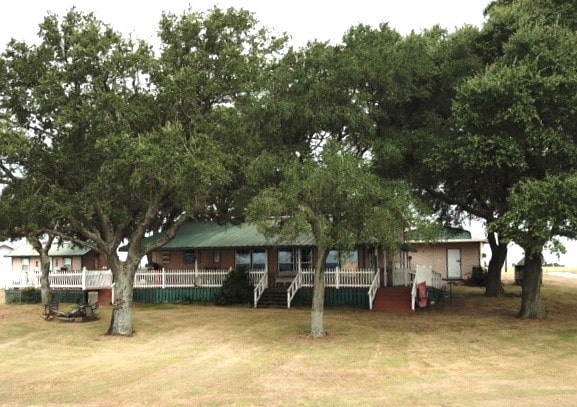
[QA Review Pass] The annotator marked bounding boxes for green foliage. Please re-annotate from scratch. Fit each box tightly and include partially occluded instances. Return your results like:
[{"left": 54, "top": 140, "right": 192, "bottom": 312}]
[
  {"left": 248, "top": 140, "right": 429, "bottom": 253},
  {"left": 215, "top": 268, "right": 254, "bottom": 306},
  {"left": 493, "top": 174, "right": 577, "bottom": 255}
]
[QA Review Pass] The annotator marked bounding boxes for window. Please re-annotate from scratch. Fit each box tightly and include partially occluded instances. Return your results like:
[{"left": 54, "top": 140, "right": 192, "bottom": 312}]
[
  {"left": 184, "top": 251, "right": 197, "bottom": 265},
  {"left": 22, "top": 258, "right": 30, "bottom": 272},
  {"left": 278, "top": 248, "right": 313, "bottom": 271},
  {"left": 326, "top": 250, "right": 358, "bottom": 270},
  {"left": 63, "top": 257, "right": 72, "bottom": 271},
  {"left": 213, "top": 250, "right": 220, "bottom": 263},
  {"left": 278, "top": 249, "right": 295, "bottom": 272},
  {"left": 301, "top": 248, "right": 313, "bottom": 269},
  {"left": 235, "top": 250, "right": 266, "bottom": 270}
]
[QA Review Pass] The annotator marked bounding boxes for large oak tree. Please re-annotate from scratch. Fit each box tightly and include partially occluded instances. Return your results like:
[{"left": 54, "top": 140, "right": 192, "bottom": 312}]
[{"left": 0, "top": 8, "right": 283, "bottom": 335}]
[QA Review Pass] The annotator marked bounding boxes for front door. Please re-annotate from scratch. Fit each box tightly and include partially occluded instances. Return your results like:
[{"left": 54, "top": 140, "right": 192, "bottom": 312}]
[{"left": 447, "top": 249, "right": 462, "bottom": 279}]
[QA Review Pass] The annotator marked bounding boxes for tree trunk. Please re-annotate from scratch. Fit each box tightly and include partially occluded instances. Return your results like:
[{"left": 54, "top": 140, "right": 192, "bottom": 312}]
[
  {"left": 311, "top": 247, "right": 328, "bottom": 338},
  {"left": 518, "top": 250, "right": 543, "bottom": 319},
  {"left": 107, "top": 262, "right": 136, "bottom": 336},
  {"left": 40, "top": 252, "right": 51, "bottom": 304},
  {"left": 485, "top": 231, "right": 507, "bottom": 297}
]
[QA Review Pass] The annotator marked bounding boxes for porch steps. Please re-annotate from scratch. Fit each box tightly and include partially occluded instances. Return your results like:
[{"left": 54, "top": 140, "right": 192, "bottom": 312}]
[
  {"left": 256, "top": 288, "right": 288, "bottom": 308},
  {"left": 372, "top": 287, "right": 412, "bottom": 313}
]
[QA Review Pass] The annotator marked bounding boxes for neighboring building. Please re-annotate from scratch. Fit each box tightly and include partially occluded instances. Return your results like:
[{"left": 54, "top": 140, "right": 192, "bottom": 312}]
[
  {"left": 6, "top": 241, "right": 109, "bottom": 272},
  {"left": 0, "top": 241, "right": 14, "bottom": 272},
  {"left": 408, "top": 227, "right": 486, "bottom": 280}
]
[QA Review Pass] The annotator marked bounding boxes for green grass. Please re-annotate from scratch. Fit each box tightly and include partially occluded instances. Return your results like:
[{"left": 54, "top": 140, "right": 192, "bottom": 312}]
[{"left": 1, "top": 279, "right": 577, "bottom": 406}]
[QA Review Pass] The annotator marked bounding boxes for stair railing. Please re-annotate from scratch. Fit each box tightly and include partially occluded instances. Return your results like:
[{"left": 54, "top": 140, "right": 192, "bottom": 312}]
[
  {"left": 253, "top": 271, "right": 268, "bottom": 308},
  {"left": 286, "top": 270, "right": 302, "bottom": 309},
  {"left": 367, "top": 269, "right": 380, "bottom": 310}
]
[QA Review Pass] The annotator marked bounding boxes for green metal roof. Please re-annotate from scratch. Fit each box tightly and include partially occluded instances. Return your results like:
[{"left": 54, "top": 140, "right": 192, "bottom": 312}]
[
  {"left": 149, "top": 222, "right": 316, "bottom": 250},
  {"left": 7, "top": 242, "right": 91, "bottom": 257}
]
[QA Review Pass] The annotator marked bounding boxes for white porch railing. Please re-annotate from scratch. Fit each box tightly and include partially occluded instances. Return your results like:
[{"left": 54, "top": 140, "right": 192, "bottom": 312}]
[
  {"left": 411, "top": 264, "right": 443, "bottom": 311},
  {"left": 367, "top": 270, "right": 380, "bottom": 310},
  {"left": 3, "top": 269, "right": 113, "bottom": 290},
  {"left": 252, "top": 271, "right": 268, "bottom": 308},
  {"left": 3, "top": 268, "right": 268, "bottom": 291},
  {"left": 299, "top": 268, "right": 376, "bottom": 288},
  {"left": 133, "top": 268, "right": 233, "bottom": 288},
  {"left": 286, "top": 270, "right": 303, "bottom": 309}
]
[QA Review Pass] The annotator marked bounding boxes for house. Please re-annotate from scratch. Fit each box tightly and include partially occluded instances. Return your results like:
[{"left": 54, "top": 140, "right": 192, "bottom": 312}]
[
  {"left": 145, "top": 221, "right": 387, "bottom": 283},
  {"left": 407, "top": 227, "right": 487, "bottom": 280},
  {"left": 0, "top": 241, "right": 14, "bottom": 273},
  {"left": 143, "top": 221, "right": 421, "bottom": 309}
]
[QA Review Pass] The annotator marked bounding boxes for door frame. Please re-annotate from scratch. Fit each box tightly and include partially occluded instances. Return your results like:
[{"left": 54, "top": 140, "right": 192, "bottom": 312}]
[{"left": 447, "top": 248, "right": 462, "bottom": 279}]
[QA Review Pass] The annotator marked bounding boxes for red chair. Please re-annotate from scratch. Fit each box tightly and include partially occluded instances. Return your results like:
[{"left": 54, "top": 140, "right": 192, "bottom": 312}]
[{"left": 417, "top": 281, "right": 428, "bottom": 308}]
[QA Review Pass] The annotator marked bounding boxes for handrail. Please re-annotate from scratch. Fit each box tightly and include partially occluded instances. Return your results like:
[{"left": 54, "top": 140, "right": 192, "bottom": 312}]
[
  {"left": 286, "top": 270, "right": 302, "bottom": 309},
  {"left": 367, "top": 270, "right": 380, "bottom": 310},
  {"left": 253, "top": 271, "right": 268, "bottom": 308},
  {"left": 411, "top": 265, "right": 439, "bottom": 310}
]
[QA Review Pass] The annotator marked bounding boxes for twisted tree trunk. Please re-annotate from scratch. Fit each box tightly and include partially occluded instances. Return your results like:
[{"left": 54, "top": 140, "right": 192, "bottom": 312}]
[
  {"left": 310, "top": 246, "right": 328, "bottom": 338},
  {"left": 518, "top": 250, "right": 543, "bottom": 319},
  {"left": 485, "top": 231, "right": 507, "bottom": 297}
]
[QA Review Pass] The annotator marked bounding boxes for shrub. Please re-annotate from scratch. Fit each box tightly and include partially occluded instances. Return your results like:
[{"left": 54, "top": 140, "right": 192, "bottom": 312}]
[{"left": 215, "top": 267, "right": 254, "bottom": 306}]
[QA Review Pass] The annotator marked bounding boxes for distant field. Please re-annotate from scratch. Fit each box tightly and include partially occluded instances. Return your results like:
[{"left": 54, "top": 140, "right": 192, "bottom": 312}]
[
  {"left": 543, "top": 266, "right": 577, "bottom": 274},
  {"left": 1, "top": 275, "right": 577, "bottom": 406}
]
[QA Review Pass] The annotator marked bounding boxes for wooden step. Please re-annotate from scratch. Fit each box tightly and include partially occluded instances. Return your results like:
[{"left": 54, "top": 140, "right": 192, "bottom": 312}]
[
  {"left": 257, "top": 288, "right": 288, "bottom": 308},
  {"left": 372, "top": 287, "right": 412, "bottom": 313}
]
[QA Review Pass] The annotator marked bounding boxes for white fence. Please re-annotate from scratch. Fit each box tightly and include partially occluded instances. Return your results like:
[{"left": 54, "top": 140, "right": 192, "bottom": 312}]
[
  {"left": 2, "top": 268, "right": 266, "bottom": 290},
  {"left": 299, "top": 268, "right": 376, "bottom": 289},
  {"left": 3, "top": 269, "right": 113, "bottom": 290}
]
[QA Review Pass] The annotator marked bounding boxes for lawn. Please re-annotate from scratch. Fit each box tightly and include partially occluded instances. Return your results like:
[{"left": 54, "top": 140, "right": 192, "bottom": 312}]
[{"left": 1, "top": 275, "right": 577, "bottom": 407}]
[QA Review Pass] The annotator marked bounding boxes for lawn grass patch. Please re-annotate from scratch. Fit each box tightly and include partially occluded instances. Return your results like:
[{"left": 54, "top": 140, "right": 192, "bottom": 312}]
[{"left": 1, "top": 277, "right": 577, "bottom": 406}]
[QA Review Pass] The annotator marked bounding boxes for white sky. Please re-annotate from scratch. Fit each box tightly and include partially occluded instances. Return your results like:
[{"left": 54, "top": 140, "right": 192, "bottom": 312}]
[{"left": 0, "top": 0, "right": 492, "bottom": 48}]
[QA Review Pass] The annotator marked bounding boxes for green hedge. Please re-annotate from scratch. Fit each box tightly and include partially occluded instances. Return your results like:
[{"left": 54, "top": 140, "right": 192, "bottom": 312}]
[{"left": 5, "top": 289, "right": 86, "bottom": 304}]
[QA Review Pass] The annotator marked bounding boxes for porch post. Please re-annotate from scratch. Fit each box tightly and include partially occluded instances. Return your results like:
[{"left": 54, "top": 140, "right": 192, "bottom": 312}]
[
  {"left": 297, "top": 248, "right": 302, "bottom": 272},
  {"left": 81, "top": 266, "right": 87, "bottom": 290},
  {"left": 382, "top": 248, "right": 387, "bottom": 287},
  {"left": 162, "top": 268, "right": 166, "bottom": 289}
]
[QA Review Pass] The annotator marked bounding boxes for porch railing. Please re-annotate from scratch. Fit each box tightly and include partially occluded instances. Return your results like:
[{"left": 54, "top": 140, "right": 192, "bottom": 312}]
[
  {"left": 3, "top": 269, "right": 113, "bottom": 290},
  {"left": 133, "top": 268, "right": 233, "bottom": 288},
  {"left": 252, "top": 270, "right": 268, "bottom": 308},
  {"left": 287, "top": 270, "right": 303, "bottom": 309},
  {"left": 299, "top": 268, "right": 376, "bottom": 288},
  {"left": 367, "top": 270, "right": 380, "bottom": 310},
  {"left": 411, "top": 264, "right": 443, "bottom": 311}
]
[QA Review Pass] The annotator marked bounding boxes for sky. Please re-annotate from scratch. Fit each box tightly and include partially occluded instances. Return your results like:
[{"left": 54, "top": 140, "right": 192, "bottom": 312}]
[
  {"left": 0, "top": 0, "right": 492, "bottom": 48},
  {"left": 1, "top": 0, "right": 576, "bottom": 266}
]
